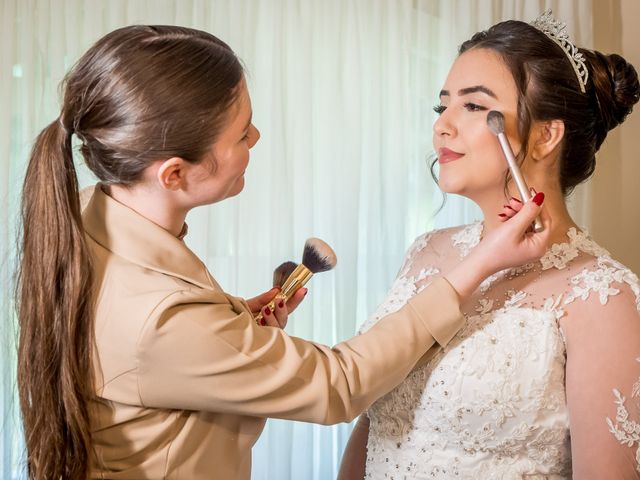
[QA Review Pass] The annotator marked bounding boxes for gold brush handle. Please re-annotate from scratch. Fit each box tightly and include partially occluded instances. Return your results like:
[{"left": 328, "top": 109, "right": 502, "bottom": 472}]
[{"left": 254, "top": 264, "right": 313, "bottom": 323}]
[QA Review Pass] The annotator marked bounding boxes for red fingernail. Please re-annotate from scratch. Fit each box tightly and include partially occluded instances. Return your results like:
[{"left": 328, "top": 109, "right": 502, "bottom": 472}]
[
  {"left": 278, "top": 300, "right": 284, "bottom": 309},
  {"left": 503, "top": 204, "right": 515, "bottom": 211},
  {"left": 510, "top": 197, "right": 522, "bottom": 203},
  {"left": 264, "top": 308, "right": 271, "bottom": 316},
  {"left": 303, "top": 288, "right": 308, "bottom": 296},
  {"left": 260, "top": 318, "right": 266, "bottom": 326},
  {"left": 498, "top": 213, "right": 508, "bottom": 218},
  {"left": 532, "top": 192, "right": 545, "bottom": 206}
]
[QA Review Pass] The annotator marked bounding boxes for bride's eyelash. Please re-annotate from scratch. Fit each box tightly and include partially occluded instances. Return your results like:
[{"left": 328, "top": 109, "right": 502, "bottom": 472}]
[
  {"left": 432, "top": 103, "right": 488, "bottom": 115},
  {"left": 464, "top": 102, "right": 488, "bottom": 112}
]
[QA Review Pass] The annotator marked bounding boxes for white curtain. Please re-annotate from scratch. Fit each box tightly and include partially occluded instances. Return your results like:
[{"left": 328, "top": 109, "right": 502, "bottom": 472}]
[{"left": 0, "top": 1, "right": 591, "bottom": 478}]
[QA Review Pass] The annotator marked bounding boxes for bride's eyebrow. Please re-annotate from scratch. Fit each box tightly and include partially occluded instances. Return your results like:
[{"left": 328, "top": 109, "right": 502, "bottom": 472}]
[{"left": 439, "top": 85, "right": 498, "bottom": 99}]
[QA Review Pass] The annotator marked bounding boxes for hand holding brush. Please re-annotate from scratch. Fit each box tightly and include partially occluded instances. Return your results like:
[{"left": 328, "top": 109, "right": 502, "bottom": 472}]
[
  {"left": 254, "top": 238, "right": 337, "bottom": 325},
  {"left": 487, "top": 110, "right": 544, "bottom": 232}
]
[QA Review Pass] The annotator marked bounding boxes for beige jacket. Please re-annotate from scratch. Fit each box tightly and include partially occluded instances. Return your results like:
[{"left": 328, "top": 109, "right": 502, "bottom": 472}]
[{"left": 83, "top": 186, "right": 464, "bottom": 479}]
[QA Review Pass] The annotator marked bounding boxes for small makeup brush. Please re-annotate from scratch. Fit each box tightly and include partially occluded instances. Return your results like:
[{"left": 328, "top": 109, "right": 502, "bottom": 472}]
[
  {"left": 486, "top": 110, "right": 544, "bottom": 232},
  {"left": 273, "top": 261, "right": 298, "bottom": 288},
  {"left": 255, "top": 238, "right": 337, "bottom": 323}
]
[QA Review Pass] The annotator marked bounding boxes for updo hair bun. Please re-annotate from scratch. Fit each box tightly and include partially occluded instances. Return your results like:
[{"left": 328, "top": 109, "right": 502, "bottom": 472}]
[{"left": 586, "top": 50, "right": 640, "bottom": 138}]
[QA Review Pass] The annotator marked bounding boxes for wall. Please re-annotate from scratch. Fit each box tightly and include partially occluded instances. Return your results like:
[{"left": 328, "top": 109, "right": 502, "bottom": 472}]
[{"left": 590, "top": 0, "right": 640, "bottom": 273}]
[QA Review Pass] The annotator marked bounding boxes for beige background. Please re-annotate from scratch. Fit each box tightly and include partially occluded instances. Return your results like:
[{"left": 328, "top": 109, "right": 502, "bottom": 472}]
[{"left": 589, "top": 0, "right": 640, "bottom": 273}]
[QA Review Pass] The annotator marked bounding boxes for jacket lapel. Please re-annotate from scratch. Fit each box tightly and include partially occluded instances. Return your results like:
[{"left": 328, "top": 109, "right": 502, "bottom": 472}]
[{"left": 82, "top": 185, "right": 214, "bottom": 290}]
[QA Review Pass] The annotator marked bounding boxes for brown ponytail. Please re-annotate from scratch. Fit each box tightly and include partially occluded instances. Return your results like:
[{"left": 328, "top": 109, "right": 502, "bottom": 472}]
[{"left": 17, "top": 118, "right": 94, "bottom": 479}]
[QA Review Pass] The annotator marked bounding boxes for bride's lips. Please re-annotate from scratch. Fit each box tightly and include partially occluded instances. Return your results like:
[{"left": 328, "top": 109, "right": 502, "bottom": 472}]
[{"left": 438, "top": 147, "right": 464, "bottom": 164}]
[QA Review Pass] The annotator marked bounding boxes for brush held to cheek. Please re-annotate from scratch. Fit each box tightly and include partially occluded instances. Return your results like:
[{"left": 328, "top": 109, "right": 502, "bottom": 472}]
[
  {"left": 254, "top": 238, "right": 337, "bottom": 323},
  {"left": 486, "top": 110, "right": 544, "bottom": 232}
]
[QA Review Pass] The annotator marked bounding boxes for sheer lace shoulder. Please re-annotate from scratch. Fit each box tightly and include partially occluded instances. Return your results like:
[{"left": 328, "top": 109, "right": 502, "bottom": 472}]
[
  {"left": 361, "top": 224, "right": 640, "bottom": 478},
  {"left": 359, "top": 225, "right": 468, "bottom": 334},
  {"left": 555, "top": 240, "right": 640, "bottom": 477}
]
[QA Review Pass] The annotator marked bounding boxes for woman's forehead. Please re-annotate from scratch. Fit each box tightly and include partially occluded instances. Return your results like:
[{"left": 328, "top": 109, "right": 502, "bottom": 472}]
[{"left": 444, "top": 48, "right": 516, "bottom": 98}]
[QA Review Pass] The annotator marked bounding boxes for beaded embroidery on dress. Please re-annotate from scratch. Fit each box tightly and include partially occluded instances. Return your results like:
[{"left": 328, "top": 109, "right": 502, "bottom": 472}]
[{"left": 359, "top": 224, "right": 640, "bottom": 479}]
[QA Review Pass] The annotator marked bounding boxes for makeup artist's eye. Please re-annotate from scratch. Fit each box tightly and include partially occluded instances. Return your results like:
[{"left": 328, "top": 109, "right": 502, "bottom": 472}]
[
  {"left": 464, "top": 102, "right": 488, "bottom": 112},
  {"left": 433, "top": 105, "right": 446, "bottom": 115}
]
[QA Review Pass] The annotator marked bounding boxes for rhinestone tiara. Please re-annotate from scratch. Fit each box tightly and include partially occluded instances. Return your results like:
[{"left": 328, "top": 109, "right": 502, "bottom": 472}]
[{"left": 530, "top": 9, "right": 588, "bottom": 93}]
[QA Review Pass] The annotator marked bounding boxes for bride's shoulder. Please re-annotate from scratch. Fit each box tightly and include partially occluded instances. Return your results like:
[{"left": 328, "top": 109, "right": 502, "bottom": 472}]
[
  {"left": 403, "top": 223, "right": 477, "bottom": 260},
  {"left": 410, "top": 222, "right": 479, "bottom": 247},
  {"left": 554, "top": 228, "right": 639, "bottom": 315},
  {"left": 396, "top": 223, "right": 480, "bottom": 279}
]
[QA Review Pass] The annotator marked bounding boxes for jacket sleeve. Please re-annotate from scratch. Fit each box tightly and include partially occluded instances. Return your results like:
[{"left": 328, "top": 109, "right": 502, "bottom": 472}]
[{"left": 136, "top": 277, "right": 463, "bottom": 424}]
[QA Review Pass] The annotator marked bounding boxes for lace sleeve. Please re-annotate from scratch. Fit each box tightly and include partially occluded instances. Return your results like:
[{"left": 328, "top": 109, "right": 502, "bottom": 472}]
[
  {"left": 560, "top": 263, "right": 640, "bottom": 478},
  {"left": 395, "top": 232, "right": 436, "bottom": 279},
  {"left": 358, "top": 232, "right": 441, "bottom": 334}
]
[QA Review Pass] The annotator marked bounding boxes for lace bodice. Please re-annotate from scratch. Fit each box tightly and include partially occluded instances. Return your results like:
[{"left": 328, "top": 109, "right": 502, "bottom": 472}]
[{"left": 360, "top": 224, "right": 640, "bottom": 479}]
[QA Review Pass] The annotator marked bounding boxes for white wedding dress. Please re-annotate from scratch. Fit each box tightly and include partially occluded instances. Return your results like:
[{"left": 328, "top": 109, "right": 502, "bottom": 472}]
[{"left": 360, "top": 223, "right": 640, "bottom": 479}]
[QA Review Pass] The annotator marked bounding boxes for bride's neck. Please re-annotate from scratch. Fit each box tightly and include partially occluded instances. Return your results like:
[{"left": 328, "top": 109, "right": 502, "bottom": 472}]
[{"left": 474, "top": 187, "right": 579, "bottom": 246}]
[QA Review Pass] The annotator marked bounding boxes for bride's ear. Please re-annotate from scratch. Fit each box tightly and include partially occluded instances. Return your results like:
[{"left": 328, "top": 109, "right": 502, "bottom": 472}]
[{"left": 530, "top": 120, "right": 564, "bottom": 163}]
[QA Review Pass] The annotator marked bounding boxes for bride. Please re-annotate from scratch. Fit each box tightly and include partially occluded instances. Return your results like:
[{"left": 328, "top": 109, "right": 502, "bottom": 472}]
[{"left": 339, "top": 13, "right": 640, "bottom": 479}]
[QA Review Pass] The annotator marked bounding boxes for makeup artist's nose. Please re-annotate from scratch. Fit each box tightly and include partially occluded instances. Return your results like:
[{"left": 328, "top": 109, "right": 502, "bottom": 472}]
[
  {"left": 433, "top": 110, "right": 456, "bottom": 138},
  {"left": 248, "top": 124, "right": 260, "bottom": 149}
]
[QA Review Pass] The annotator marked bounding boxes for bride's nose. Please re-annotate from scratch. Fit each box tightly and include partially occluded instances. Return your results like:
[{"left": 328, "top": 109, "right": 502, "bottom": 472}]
[{"left": 433, "top": 109, "right": 456, "bottom": 138}]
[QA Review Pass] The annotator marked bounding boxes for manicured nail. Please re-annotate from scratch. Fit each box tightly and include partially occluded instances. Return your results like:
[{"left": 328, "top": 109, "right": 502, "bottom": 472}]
[
  {"left": 303, "top": 288, "right": 308, "bottom": 296},
  {"left": 510, "top": 196, "right": 522, "bottom": 203},
  {"left": 503, "top": 204, "right": 515, "bottom": 211},
  {"left": 498, "top": 213, "right": 508, "bottom": 218},
  {"left": 532, "top": 192, "right": 545, "bottom": 206},
  {"left": 278, "top": 300, "right": 284, "bottom": 309},
  {"left": 264, "top": 307, "right": 271, "bottom": 316},
  {"left": 260, "top": 318, "right": 266, "bottom": 326}
]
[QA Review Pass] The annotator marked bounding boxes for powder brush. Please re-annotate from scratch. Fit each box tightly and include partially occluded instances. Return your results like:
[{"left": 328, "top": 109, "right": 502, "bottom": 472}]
[
  {"left": 273, "top": 261, "right": 298, "bottom": 288},
  {"left": 486, "top": 110, "right": 544, "bottom": 232},
  {"left": 255, "top": 238, "right": 337, "bottom": 323}
]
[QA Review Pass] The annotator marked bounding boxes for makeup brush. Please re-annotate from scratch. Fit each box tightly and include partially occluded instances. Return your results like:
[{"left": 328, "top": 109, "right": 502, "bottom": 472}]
[
  {"left": 273, "top": 261, "right": 298, "bottom": 288},
  {"left": 486, "top": 110, "right": 544, "bottom": 232},
  {"left": 255, "top": 238, "right": 337, "bottom": 323}
]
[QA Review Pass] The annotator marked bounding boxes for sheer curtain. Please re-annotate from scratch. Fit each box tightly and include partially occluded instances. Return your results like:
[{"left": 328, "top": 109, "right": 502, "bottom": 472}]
[{"left": 0, "top": 1, "right": 591, "bottom": 479}]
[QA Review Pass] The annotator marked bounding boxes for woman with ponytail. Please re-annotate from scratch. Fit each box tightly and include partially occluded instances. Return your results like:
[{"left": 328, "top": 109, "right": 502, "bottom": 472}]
[{"left": 16, "top": 25, "right": 549, "bottom": 479}]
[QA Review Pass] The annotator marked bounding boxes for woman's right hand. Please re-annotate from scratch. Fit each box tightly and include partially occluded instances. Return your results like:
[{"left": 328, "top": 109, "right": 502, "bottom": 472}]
[
  {"left": 247, "top": 287, "right": 308, "bottom": 328},
  {"left": 444, "top": 192, "right": 551, "bottom": 301}
]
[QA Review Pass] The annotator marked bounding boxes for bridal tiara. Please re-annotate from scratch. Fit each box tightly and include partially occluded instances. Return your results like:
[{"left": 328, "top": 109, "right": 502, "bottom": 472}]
[{"left": 530, "top": 9, "right": 589, "bottom": 93}]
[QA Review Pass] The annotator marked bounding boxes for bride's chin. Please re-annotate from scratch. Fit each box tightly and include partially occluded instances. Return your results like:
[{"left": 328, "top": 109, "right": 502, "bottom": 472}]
[
  {"left": 437, "top": 177, "right": 467, "bottom": 195},
  {"left": 438, "top": 176, "right": 503, "bottom": 200}
]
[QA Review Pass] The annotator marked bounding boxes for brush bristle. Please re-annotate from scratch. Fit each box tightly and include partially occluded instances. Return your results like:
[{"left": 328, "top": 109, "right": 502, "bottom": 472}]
[
  {"left": 302, "top": 238, "right": 337, "bottom": 274},
  {"left": 273, "top": 261, "right": 298, "bottom": 287},
  {"left": 486, "top": 110, "right": 505, "bottom": 135}
]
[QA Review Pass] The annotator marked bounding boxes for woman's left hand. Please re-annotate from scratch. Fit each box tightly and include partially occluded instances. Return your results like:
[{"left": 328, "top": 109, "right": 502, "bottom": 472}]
[{"left": 247, "top": 287, "right": 308, "bottom": 328}]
